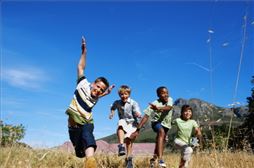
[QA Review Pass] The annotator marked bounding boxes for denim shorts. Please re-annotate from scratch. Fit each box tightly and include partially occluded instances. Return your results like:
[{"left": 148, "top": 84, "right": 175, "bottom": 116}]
[
  {"left": 151, "top": 122, "right": 169, "bottom": 134},
  {"left": 68, "top": 123, "right": 96, "bottom": 158}
]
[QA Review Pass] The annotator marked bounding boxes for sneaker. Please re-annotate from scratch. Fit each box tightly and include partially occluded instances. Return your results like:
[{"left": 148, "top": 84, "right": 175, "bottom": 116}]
[
  {"left": 158, "top": 160, "right": 166, "bottom": 168},
  {"left": 150, "top": 158, "right": 156, "bottom": 168},
  {"left": 118, "top": 144, "right": 126, "bottom": 156},
  {"left": 85, "top": 156, "right": 97, "bottom": 168},
  {"left": 126, "top": 157, "right": 133, "bottom": 168}
]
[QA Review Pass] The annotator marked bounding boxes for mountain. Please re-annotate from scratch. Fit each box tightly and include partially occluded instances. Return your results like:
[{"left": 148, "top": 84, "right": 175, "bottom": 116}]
[
  {"left": 57, "top": 140, "right": 155, "bottom": 155},
  {"left": 100, "top": 98, "right": 247, "bottom": 143}
]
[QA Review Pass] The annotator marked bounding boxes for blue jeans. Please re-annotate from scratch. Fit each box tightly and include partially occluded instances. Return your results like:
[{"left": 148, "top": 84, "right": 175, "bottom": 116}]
[{"left": 68, "top": 123, "right": 96, "bottom": 158}]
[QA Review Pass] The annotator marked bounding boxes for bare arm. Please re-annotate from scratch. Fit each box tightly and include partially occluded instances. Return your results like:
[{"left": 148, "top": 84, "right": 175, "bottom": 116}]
[
  {"left": 195, "top": 127, "right": 204, "bottom": 148},
  {"left": 99, "top": 84, "right": 115, "bottom": 98},
  {"left": 77, "top": 36, "right": 87, "bottom": 77},
  {"left": 130, "top": 114, "right": 149, "bottom": 139},
  {"left": 149, "top": 103, "right": 173, "bottom": 113},
  {"left": 109, "top": 109, "right": 115, "bottom": 119},
  {"left": 137, "top": 114, "right": 149, "bottom": 129}
]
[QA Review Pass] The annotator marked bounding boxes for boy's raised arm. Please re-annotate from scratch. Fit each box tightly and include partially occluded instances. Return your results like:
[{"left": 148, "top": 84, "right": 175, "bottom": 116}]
[
  {"left": 149, "top": 103, "right": 173, "bottom": 113},
  {"left": 77, "top": 36, "right": 87, "bottom": 77},
  {"left": 109, "top": 109, "right": 115, "bottom": 119},
  {"left": 99, "top": 84, "right": 115, "bottom": 98}
]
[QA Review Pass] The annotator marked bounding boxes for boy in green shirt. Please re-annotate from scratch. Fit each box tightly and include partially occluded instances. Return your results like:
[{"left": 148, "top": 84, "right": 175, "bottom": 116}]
[{"left": 131, "top": 86, "right": 173, "bottom": 168}]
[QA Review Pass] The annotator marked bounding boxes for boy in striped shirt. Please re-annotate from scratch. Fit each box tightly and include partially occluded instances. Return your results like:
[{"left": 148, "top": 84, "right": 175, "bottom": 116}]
[{"left": 66, "top": 36, "right": 114, "bottom": 168}]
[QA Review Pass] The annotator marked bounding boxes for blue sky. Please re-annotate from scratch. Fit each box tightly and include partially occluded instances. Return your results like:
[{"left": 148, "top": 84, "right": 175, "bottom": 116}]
[{"left": 1, "top": 1, "right": 253, "bottom": 148}]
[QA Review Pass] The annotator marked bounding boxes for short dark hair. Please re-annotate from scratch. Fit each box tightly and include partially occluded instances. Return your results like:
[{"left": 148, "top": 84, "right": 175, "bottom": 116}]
[
  {"left": 95, "top": 77, "right": 109, "bottom": 89},
  {"left": 180, "top": 104, "right": 193, "bottom": 119},
  {"left": 156, "top": 86, "right": 168, "bottom": 97}
]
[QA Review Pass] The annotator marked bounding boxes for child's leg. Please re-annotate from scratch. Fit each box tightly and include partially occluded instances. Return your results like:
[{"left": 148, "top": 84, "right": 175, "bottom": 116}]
[
  {"left": 175, "top": 139, "right": 193, "bottom": 168},
  {"left": 150, "top": 141, "right": 158, "bottom": 168},
  {"left": 182, "top": 147, "right": 193, "bottom": 168},
  {"left": 80, "top": 123, "right": 97, "bottom": 168},
  {"left": 117, "top": 126, "right": 126, "bottom": 156},
  {"left": 152, "top": 122, "right": 168, "bottom": 161},
  {"left": 179, "top": 158, "right": 185, "bottom": 168},
  {"left": 125, "top": 138, "right": 133, "bottom": 158},
  {"left": 153, "top": 139, "right": 158, "bottom": 157},
  {"left": 151, "top": 122, "right": 168, "bottom": 168},
  {"left": 85, "top": 147, "right": 95, "bottom": 157},
  {"left": 68, "top": 118, "right": 85, "bottom": 158},
  {"left": 117, "top": 126, "right": 125, "bottom": 144},
  {"left": 156, "top": 127, "right": 166, "bottom": 160}
]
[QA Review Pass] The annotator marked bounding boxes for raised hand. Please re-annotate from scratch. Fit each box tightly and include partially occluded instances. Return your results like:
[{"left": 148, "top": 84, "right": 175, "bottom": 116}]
[
  {"left": 81, "top": 36, "right": 87, "bottom": 54},
  {"left": 107, "top": 84, "right": 115, "bottom": 94},
  {"left": 109, "top": 113, "right": 114, "bottom": 119}
]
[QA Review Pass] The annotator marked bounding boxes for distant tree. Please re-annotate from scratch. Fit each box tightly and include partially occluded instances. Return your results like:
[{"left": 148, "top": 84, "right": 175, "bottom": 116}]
[
  {"left": 0, "top": 120, "right": 26, "bottom": 146},
  {"left": 243, "top": 76, "right": 254, "bottom": 152},
  {"left": 230, "top": 76, "right": 254, "bottom": 152}
]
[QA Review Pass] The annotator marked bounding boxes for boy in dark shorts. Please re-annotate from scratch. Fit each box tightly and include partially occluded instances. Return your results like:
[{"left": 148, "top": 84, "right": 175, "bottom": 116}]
[
  {"left": 131, "top": 86, "right": 173, "bottom": 168},
  {"left": 66, "top": 36, "right": 114, "bottom": 168}
]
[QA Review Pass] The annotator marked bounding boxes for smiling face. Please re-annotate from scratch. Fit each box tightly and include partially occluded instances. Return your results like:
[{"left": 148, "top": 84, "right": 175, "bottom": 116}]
[
  {"left": 182, "top": 109, "right": 193, "bottom": 120},
  {"left": 180, "top": 105, "right": 193, "bottom": 121},
  {"left": 119, "top": 91, "right": 130, "bottom": 103},
  {"left": 90, "top": 81, "right": 107, "bottom": 98},
  {"left": 118, "top": 85, "right": 131, "bottom": 103},
  {"left": 157, "top": 87, "right": 169, "bottom": 104}
]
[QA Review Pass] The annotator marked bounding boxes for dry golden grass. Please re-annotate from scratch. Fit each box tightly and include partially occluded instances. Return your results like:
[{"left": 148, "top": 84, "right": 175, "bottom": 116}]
[{"left": 1, "top": 145, "right": 254, "bottom": 168}]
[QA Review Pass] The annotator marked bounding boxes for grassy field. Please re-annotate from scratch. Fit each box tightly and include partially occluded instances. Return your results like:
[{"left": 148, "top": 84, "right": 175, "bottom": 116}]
[{"left": 1, "top": 145, "right": 254, "bottom": 168}]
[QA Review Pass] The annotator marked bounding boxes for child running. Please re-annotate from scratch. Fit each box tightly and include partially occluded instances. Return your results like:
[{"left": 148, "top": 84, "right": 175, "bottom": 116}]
[
  {"left": 109, "top": 85, "right": 142, "bottom": 168},
  {"left": 131, "top": 86, "right": 173, "bottom": 168},
  {"left": 66, "top": 36, "right": 114, "bottom": 168},
  {"left": 173, "top": 104, "right": 203, "bottom": 168}
]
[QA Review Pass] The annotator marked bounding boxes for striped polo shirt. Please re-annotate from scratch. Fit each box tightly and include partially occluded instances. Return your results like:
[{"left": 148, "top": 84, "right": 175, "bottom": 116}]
[{"left": 66, "top": 76, "right": 98, "bottom": 124}]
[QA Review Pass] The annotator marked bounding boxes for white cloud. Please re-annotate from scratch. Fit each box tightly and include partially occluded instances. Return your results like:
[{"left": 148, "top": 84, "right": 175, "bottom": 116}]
[{"left": 1, "top": 67, "right": 48, "bottom": 89}]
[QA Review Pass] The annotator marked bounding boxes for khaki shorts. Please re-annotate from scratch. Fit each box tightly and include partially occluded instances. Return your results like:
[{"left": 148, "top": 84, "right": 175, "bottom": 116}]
[{"left": 118, "top": 119, "right": 137, "bottom": 138}]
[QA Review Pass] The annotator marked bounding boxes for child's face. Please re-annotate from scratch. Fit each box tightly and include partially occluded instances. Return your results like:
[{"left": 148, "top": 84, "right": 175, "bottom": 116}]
[
  {"left": 91, "top": 81, "right": 107, "bottom": 98},
  {"left": 158, "top": 88, "right": 169, "bottom": 103},
  {"left": 182, "top": 109, "right": 192, "bottom": 120},
  {"left": 119, "top": 91, "right": 130, "bottom": 103}
]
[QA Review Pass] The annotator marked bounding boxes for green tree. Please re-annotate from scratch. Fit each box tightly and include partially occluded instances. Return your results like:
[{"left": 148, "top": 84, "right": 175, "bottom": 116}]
[
  {"left": 0, "top": 120, "right": 26, "bottom": 146},
  {"left": 244, "top": 76, "right": 254, "bottom": 152},
  {"left": 230, "top": 76, "right": 254, "bottom": 152}
]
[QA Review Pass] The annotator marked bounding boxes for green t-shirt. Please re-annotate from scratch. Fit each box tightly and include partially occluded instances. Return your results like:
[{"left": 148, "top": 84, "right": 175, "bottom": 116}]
[
  {"left": 144, "top": 97, "right": 173, "bottom": 129},
  {"left": 173, "top": 118, "right": 198, "bottom": 144}
]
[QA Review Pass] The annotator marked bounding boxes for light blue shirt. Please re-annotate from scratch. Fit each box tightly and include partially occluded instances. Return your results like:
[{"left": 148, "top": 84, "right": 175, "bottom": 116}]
[{"left": 111, "top": 98, "right": 141, "bottom": 122}]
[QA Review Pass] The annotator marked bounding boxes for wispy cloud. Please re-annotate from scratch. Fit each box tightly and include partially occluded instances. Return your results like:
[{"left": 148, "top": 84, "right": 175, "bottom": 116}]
[
  {"left": 185, "top": 62, "right": 210, "bottom": 72},
  {"left": 185, "top": 62, "right": 222, "bottom": 72},
  {"left": 1, "top": 67, "right": 48, "bottom": 89}
]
